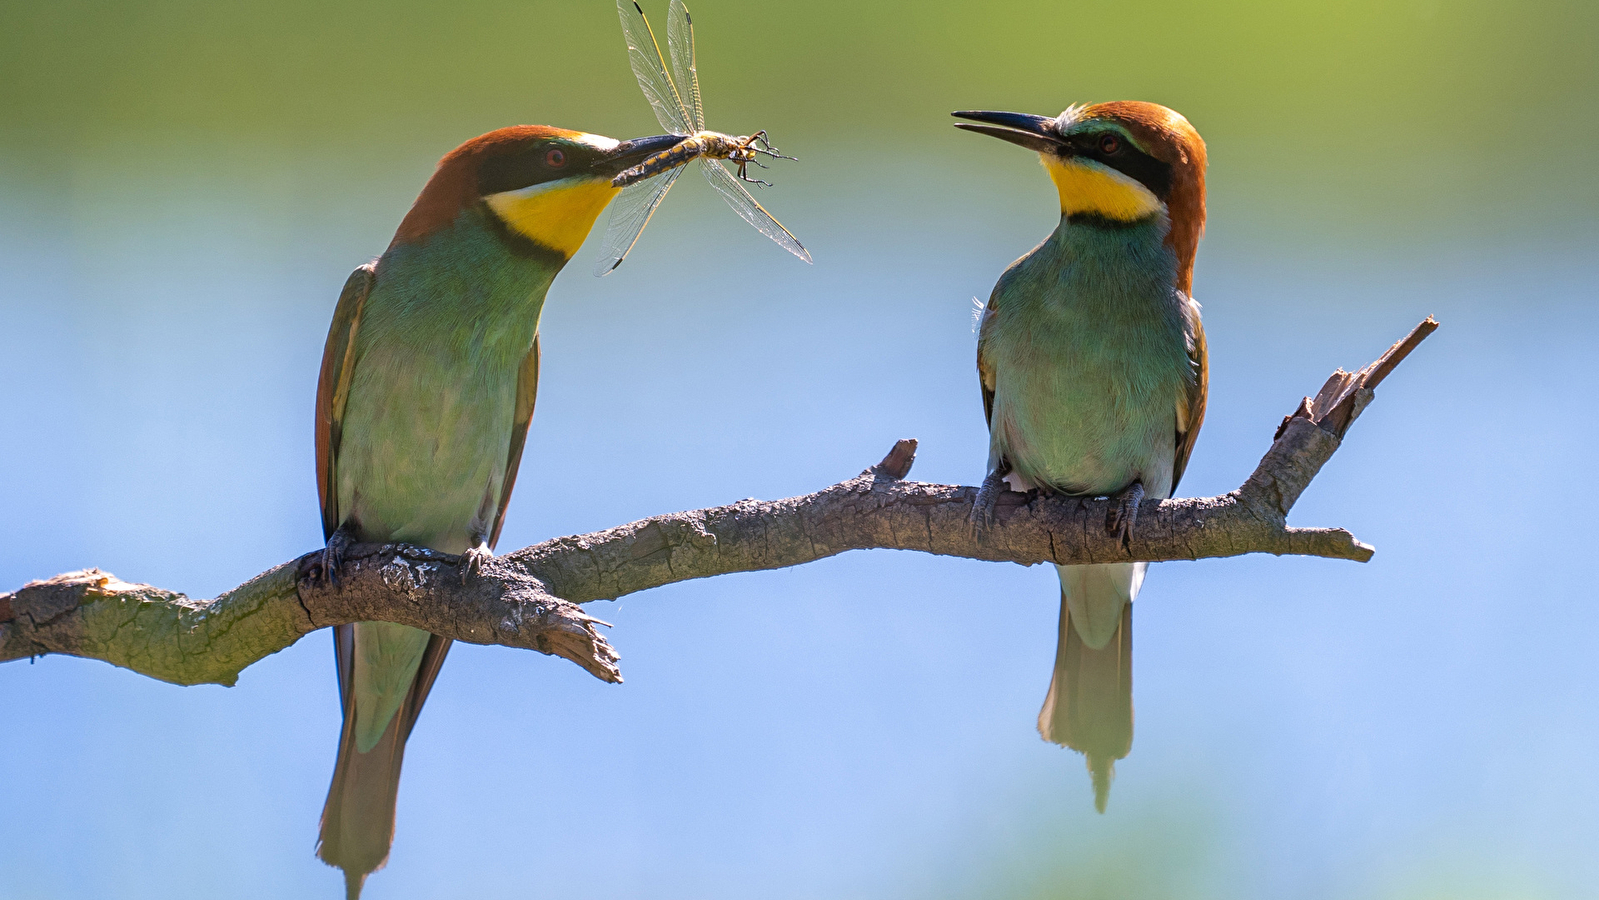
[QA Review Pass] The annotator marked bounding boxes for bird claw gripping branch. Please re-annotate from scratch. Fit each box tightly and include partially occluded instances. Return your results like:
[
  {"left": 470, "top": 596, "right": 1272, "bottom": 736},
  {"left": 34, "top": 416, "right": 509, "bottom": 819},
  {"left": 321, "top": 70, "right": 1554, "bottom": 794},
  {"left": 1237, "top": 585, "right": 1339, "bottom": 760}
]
[
  {"left": 969, "top": 467, "right": 1011, "bottom": 529},
  {"left": 1107, "top": 480, "right": 1145, "bottom": 551},
  {"left": 319, "top": 522, "right": 358, "bottom": 588}
]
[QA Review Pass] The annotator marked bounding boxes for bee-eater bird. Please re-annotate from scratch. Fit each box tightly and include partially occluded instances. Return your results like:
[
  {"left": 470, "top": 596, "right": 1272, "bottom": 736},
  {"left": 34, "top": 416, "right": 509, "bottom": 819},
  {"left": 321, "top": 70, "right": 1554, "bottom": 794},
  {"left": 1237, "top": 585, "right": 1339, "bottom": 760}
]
[
  {"left": 313, "top": 124, "right": 684, "bottom": 898},
  {"left": 953, "top": 102, "right": 1208, "bottom": 812}
]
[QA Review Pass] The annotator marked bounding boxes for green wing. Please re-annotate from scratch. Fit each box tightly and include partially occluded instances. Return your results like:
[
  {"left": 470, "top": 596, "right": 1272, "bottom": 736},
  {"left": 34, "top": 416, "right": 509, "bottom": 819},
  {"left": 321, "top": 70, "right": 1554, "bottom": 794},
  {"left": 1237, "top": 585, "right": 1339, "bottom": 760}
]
[
  {"left": 488, "top": 335, "right": 540, "bottom": 550},
  {"left": 314, "top": 265, "right": 375, "bottom": 540},
  {"left": 1171, "top": 301, "right": 1208, "bottom": 493}
]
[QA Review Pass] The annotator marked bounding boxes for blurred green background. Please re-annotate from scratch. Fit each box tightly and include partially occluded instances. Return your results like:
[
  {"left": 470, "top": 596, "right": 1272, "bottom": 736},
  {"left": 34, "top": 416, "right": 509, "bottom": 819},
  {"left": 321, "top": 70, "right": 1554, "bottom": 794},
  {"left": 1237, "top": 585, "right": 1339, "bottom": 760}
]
[{"left": 2, "top": 1, "right": 1596, "bottom": 898}]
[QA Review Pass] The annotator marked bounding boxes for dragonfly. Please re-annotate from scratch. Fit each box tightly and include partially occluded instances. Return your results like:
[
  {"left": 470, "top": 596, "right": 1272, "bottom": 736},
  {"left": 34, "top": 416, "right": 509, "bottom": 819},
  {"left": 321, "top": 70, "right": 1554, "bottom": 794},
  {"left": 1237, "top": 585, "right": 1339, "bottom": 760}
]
[{"left": 595, "top": 0, "right": 811, "bottom": 276}]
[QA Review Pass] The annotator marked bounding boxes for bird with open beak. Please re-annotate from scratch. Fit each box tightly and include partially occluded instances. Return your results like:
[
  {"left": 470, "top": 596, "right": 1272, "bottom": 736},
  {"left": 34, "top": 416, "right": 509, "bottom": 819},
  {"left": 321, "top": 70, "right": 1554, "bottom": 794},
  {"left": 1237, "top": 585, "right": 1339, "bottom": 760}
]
[{"left": 954, "top": 102, "right": 1208, "bottom": 812}]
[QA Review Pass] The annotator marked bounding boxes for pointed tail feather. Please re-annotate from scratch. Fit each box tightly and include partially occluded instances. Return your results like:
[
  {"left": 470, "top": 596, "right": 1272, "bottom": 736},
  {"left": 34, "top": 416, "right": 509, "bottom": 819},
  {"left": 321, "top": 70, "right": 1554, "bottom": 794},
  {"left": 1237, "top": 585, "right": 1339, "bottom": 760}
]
[
  {"left": 343, "top": 868, "right": 365, "bottom": 900},
  {"left": 318, "top": 631, "right": 451, "bottom": 897},
  {"left": 318, "top": 704, "right": 407, "bottom": 896},
  {"left": 1038, "top": 586, "right": 1134, "bottom": 813}
]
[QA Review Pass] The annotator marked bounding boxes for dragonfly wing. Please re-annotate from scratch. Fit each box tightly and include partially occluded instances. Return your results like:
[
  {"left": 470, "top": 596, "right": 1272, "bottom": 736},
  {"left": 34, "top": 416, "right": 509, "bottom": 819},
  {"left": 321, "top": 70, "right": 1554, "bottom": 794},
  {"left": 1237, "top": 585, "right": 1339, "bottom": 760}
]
[
  {"left": 699, "top": 159, "right": 812, "bottom": 263},
  {"left": 667, "top": 0, "right": 704, "bottom": 132},
  {"left": 617, "top": 0, "right": 692, "bottom": 135},
  {"left": 594, "top": 165, "right": 687, "bottom": 276}
]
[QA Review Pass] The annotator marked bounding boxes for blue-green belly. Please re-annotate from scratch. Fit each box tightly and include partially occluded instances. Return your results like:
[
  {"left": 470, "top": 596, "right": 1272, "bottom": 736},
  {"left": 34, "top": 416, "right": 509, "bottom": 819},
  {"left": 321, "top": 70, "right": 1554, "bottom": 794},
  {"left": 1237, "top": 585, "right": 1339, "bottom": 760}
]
[{"left": 984, "top": 216, "right": 1192, "bottom": 500}]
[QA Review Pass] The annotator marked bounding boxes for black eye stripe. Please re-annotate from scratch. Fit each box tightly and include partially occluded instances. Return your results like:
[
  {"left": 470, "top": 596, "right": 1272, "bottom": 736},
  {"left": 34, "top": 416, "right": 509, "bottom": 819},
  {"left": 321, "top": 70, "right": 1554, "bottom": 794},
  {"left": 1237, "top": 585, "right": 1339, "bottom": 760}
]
[
  {"left": 476, "top": 144, "right": 594, "bottom": 196},
  {"left": 1061, "top": 132, "right": 1173, "bottom": 201}
]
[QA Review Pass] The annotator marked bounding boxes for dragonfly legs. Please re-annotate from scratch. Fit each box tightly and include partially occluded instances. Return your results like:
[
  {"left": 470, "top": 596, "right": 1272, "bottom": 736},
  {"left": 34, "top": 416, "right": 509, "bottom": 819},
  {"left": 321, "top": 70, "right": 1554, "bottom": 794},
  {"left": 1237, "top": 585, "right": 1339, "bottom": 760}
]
[
  {"left": 749, "top": 131, "right": 798, "bottom": 162},
  {"left": 735, "top": 160, "right": 774, "bottom": 187}
]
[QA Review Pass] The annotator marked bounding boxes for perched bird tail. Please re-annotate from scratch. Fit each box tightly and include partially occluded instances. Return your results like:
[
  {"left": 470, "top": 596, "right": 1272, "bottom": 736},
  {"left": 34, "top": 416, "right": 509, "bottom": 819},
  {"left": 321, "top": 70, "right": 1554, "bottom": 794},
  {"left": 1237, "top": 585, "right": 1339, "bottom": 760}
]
[
  {"left": 343, "top": 868, "right": 365, "bottom": 900},
  {"left": 317, "top": 626, "right": 450, "bottom": 898},
  {"left": 1038, "top": 562, "right": 1141, "bottom": 812},
  {"left": 319, "top": 699, "right": 406, "bottom": 898}
]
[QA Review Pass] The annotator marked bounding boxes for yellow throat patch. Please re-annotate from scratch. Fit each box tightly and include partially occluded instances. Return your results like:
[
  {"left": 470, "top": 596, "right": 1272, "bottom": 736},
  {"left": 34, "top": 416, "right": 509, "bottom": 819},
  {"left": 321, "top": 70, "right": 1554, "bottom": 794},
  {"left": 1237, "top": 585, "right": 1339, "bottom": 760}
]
[
  {"left": 1041, "top": 156, "right": 1163, "bottom": 221},
  {"left": 484, "top": 177, "right": 618, "bottom": 257}
]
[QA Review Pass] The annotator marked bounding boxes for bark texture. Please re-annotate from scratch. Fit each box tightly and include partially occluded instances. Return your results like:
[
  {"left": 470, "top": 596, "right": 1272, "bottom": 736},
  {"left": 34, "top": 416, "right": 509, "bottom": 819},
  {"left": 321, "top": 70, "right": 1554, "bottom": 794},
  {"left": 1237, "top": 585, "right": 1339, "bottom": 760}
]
[{"left": 0, "top": 319, "right": 1437, "bottom": 688}]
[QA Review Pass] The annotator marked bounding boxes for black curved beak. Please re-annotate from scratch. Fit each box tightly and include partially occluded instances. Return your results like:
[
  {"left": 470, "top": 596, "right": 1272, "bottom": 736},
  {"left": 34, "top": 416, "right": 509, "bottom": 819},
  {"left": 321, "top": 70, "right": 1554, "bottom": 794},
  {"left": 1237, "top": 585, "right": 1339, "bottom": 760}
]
[
  {"left": 951, "top": 110, "right": 1064, "bottom": 153},
  {"left": 601, "top": 134, "right": 688, "bottom": 178}
]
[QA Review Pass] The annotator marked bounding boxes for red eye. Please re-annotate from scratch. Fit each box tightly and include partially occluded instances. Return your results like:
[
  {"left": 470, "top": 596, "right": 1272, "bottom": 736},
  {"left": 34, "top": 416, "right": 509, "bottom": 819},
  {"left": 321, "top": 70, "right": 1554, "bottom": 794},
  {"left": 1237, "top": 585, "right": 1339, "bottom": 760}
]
[
  {"left": 546, "top": 148, "right": 566, "bottom": 167},
  {"left": 1098, "top": 134, "right": 1122, "bottom": 154}
]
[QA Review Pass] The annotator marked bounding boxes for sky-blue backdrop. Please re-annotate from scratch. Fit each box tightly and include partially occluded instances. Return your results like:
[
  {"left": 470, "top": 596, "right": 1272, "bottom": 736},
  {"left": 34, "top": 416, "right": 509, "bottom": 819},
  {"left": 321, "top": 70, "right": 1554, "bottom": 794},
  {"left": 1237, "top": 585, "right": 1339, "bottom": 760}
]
[{"left": 3, "top": 1, "right": 1597, "bottom": 897}]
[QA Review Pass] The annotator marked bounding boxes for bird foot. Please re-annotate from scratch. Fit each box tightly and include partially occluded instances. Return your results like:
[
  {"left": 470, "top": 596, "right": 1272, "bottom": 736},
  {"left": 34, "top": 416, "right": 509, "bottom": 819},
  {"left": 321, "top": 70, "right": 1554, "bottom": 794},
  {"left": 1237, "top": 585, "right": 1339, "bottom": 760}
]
[
  {"left": 1106, "top": 480, "right": 1145, "bottom": 550},
  {"left": 460, "top": 544, "right": 492, "bottom": 584},
  {"left": 970, "top": 469, "right": 1010, "bottom": 529},
  {"left": 319, "top": 522, "right": 357, "bottom": 588}
]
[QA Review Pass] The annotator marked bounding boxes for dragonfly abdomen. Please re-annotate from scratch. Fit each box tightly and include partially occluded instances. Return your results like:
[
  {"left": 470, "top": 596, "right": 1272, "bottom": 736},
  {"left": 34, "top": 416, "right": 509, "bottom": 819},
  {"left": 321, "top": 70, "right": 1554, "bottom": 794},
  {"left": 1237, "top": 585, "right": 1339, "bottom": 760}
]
[{"left": 614, "top": 132, "right": 746, "bottom": 187}]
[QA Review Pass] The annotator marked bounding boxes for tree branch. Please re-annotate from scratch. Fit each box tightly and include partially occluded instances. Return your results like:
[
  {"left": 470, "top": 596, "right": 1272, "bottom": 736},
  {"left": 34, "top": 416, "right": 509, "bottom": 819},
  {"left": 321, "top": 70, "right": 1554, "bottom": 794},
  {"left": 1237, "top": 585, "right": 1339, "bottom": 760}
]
[{"left": 1, "top": 318, "right": 1437, "bottom": 688}]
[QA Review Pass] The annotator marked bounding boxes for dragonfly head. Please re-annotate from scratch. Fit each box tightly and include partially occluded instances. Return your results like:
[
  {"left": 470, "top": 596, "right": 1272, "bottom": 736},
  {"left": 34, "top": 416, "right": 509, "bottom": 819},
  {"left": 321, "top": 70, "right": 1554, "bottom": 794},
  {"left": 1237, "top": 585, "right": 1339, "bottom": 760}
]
[{"left": 391, "top": 126, "right": 688, "bottom": 261}]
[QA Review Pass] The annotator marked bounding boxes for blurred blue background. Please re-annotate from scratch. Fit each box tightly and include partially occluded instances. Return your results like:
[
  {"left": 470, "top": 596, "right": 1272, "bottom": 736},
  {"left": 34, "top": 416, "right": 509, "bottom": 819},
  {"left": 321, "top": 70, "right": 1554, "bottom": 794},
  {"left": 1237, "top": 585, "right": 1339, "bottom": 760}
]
[{"left": 3, "top": 0, "right": 1597, "bottom": 897}]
